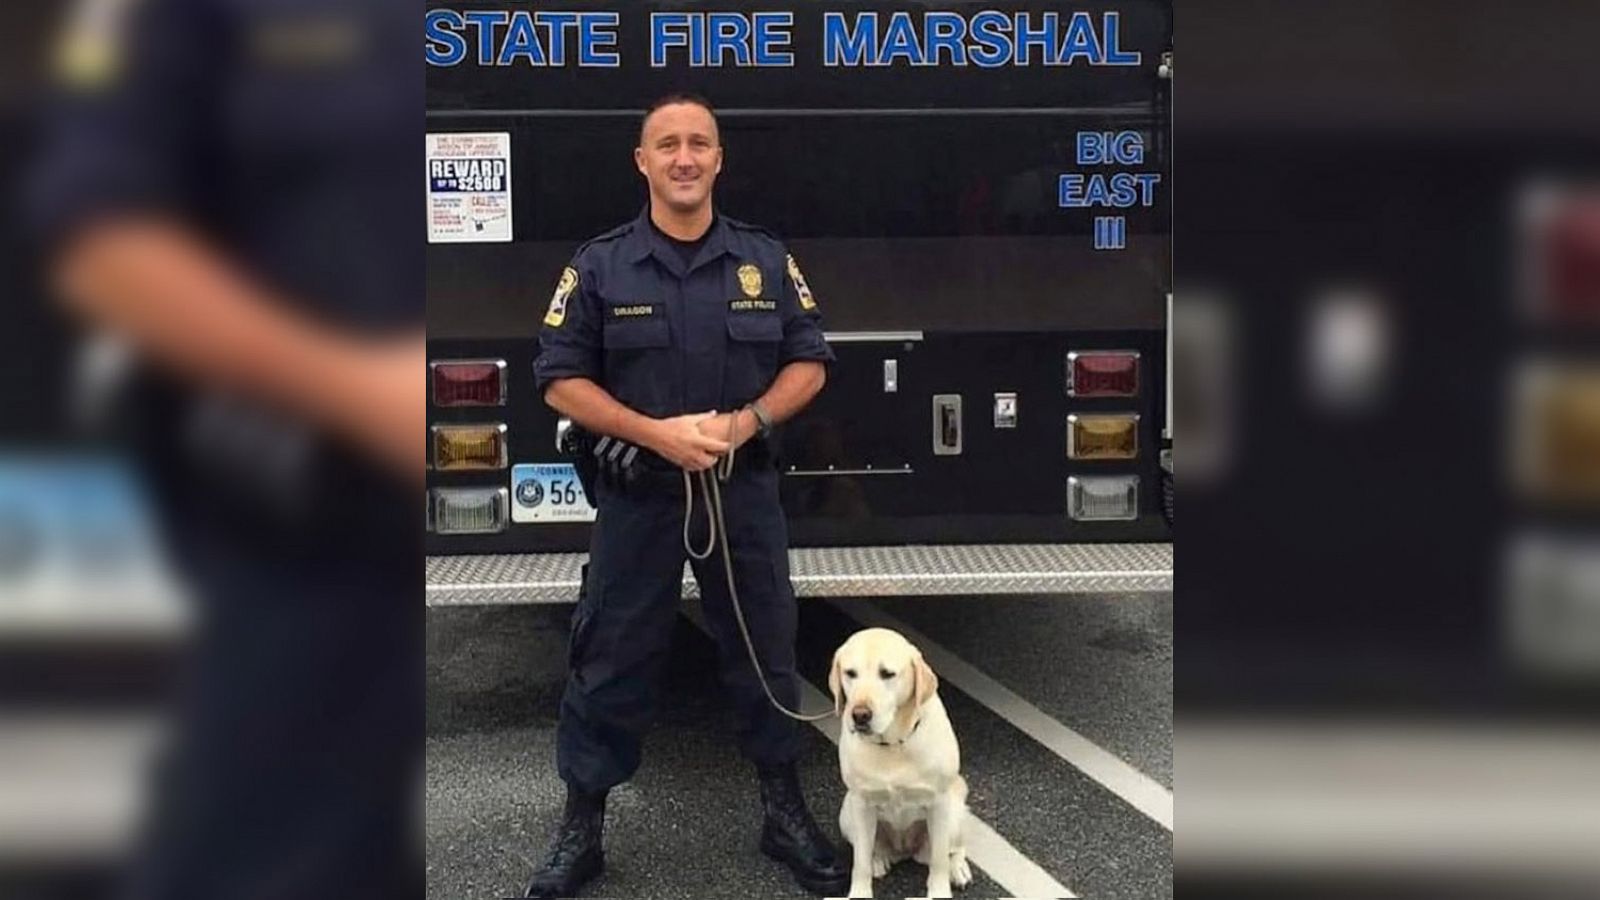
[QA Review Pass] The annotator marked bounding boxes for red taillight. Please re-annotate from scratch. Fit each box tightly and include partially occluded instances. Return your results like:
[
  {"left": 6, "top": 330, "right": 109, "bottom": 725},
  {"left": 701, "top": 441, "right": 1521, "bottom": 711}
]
[
  {"left": 1545, "top": 200, "right": 1600, "bottom": 325},
  {"left": 1067, "top": 350, "right": 1140, "bottom": 398},
  {"left": 431, "top": 359, "right": 507, "bottom": 407}
]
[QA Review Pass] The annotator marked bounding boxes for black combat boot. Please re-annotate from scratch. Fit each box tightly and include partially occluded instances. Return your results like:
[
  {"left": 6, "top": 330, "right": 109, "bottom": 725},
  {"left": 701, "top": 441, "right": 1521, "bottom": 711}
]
[
  {"left": 524, "top": 784, "right": 607, "bottom": 898},
  {"left": 756, "top": 763, "right": 851, "bottom": 896}
]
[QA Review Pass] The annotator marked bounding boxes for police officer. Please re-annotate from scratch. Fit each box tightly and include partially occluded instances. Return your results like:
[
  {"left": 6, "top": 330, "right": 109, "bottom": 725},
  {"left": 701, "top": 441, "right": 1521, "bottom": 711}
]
[
  {"left": 529, "top": 93, "right": 847, "bottom": 898},
  {"left": 31, "top": 0, "right": 421, "bottom": 896}
]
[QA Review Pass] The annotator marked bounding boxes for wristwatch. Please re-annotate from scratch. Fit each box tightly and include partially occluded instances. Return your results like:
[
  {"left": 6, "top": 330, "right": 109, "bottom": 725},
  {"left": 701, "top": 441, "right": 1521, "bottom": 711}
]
[{"left": 747, "top": 400, "right": 774, "bottom": 438}]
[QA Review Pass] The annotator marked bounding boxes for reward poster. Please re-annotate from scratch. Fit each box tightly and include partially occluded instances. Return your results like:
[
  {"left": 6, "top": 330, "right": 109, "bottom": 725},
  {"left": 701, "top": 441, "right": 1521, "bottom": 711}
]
[{"left": 425, "top": 132, "right": 513, "bottom": 243}]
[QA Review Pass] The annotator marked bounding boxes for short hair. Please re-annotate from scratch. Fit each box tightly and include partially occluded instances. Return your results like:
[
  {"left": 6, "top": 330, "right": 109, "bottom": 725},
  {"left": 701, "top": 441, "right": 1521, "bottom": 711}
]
[{"left": 639, "top": 92, "right": 718, "bottom": 144}]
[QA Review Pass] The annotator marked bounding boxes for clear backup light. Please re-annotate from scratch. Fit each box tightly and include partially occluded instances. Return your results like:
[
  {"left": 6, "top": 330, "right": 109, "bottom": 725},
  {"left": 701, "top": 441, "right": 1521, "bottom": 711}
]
[
  {"left": 431, "top": 487, "right": 508, "bottom": 534},
  {"left": 431, "top": 359, "right": 508, "bottom": 407},
  {"left": 1067, "top": 413, "right": 1139, "bottom": 460},
  {"left": 1068, "top": 475, "right": 1141, "bottom": 521},
  {"left": 1067, "top": 350, "right": 1140, "bottom": 398},
  {"left": 432, "top": 423, "right": 508, "bottom": 471}
]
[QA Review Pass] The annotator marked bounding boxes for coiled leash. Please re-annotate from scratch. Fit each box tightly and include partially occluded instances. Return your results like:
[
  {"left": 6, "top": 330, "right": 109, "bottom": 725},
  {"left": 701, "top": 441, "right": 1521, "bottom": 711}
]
[{"left": 682, "top": 408, "right": 833, "bottom": 723}]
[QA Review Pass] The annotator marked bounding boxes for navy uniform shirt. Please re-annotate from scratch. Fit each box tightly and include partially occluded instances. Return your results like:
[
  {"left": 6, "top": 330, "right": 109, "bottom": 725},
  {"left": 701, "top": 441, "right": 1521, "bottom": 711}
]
[
  {"left": 31, "top": 0, "right": 420, "bottom": 332},
  {"left": 22, "top": 6, "right": 421, "bottom": 897},
  {"left": 536, "top": 207, "right": 834, "bottom": 418},
  {"left": 28, "top": 0, "right": 420, "bottom": 556}
]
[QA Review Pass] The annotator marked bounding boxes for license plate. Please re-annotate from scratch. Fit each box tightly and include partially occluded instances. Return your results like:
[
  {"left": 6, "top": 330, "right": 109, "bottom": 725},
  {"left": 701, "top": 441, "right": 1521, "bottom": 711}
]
[{"left": 510, "top": 463, "right": 596, "bottom": 524}]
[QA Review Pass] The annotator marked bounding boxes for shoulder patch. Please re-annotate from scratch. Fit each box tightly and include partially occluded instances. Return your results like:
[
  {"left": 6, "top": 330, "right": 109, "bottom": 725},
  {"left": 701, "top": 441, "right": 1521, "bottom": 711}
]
[
  {"left": 544, "top": 267, "right": 578, "bottom": 328},
  {"left": 786, "top": 254, "right": 817, "bottom": 311},
  {"left": 55, "top": 0, "right": 136, "bottom": 90}
]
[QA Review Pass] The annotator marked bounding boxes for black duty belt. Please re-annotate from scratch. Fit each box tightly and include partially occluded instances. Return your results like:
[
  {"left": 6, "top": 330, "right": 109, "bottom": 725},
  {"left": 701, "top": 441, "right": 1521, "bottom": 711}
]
[{"left": 561, "top": 425, "right": 773, "bottom": 502}]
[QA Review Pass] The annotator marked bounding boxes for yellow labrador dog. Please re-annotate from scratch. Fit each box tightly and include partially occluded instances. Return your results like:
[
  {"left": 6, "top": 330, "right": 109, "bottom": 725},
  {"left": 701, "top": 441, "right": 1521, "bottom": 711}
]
[{"left": 830, "top": 628, "right": 971, "bottom": 898}]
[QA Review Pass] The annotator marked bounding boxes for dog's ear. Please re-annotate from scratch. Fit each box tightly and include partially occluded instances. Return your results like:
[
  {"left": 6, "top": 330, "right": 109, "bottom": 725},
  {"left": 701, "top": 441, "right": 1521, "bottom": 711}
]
[
  {"left": 913, "top": 652, "right": 938, "bottom": 709},
  {"left": 828, "top": 649, "right": 845, "bottom": 717}
]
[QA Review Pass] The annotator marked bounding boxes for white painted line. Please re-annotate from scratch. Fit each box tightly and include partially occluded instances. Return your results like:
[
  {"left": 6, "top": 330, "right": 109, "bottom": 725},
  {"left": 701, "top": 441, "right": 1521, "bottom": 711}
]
[
  {"left": 680, "top": 602, "right": 1076, "bottom": 900},
  {"left": 961, "top": 816, "right": 1078, "bottom": 900},
  {"left": 833, "top": 600, "right": 1174, "bottom": 832}
]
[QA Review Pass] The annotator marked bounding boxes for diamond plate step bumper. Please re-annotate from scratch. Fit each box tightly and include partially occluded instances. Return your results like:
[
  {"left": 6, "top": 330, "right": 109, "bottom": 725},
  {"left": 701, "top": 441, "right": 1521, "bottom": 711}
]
[{"left": 426, "top": 543, "right": 1172, "bottom": 606}]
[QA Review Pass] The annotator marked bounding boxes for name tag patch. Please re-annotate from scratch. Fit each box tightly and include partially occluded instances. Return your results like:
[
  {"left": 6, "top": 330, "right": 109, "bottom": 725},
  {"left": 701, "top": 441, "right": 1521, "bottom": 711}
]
[
  {"left": 728, "top": 299, "right": 777, "bottom": 312},
  {"left": 607, "top": 304, "right": 656, "bottom": 319}
]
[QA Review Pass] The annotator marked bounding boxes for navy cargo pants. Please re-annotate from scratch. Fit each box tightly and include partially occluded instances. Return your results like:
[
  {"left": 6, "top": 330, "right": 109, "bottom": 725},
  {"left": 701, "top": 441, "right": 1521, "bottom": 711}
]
[{"left": 556, "top": 460, "right": 801, "bottom": 793}]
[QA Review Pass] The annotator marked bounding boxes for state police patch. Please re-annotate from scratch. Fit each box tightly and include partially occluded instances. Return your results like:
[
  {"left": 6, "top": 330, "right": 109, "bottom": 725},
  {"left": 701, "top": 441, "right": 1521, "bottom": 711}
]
[{"left": 545, "top": 267, "right": 577, "bottom": 327}]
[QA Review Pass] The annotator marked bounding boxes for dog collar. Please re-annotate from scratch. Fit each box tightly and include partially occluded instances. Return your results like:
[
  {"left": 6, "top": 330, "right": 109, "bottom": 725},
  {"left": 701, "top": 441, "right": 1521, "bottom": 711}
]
[{"left": 867, "top": 715, "right": 923, "bottom": 747}]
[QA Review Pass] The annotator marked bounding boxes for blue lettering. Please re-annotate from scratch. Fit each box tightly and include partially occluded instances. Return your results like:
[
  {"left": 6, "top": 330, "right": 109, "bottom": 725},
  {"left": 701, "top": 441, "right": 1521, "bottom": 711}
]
[
  {"left": 424, "top": 9, "right": 466, "bottom": 67},
  {"left": 823, "top": 12, "right": 875, "bottom": 66},
  {"left": 752, "top": 13, "right": 794, "bottom": 66},
  {"left": 1061, "top": 172, "right": 1161, "bottom": 207},
  {"left": 539, "top": 12, "right": 579, "bottom": 67},
  {"left": 1058, "top": 174, "right": 1086, "bottom": 207},
  {"left": 1094, "top": 216, "right": 1126, "bottom": 250},
  {"left": 462, "top": 10, "right": 507, "bottom": 66},
  {"left": 924, "top": 12, "right": 966, "bottom": 66},
  {"left": 1083, "top": 175, "right": 1111, "bottom": 206},
  {"left": 1108, "top": 173, "right": 1138, "bottom": 207},
  {"left": 579, "top": 12, "right": 619, "bottom": 66},
  {"left": 1077, "top": 132, "right": 1106, "bottom": 166},
  {"left": 968, "top": 11, "right": 1011, "bottom": 68},
  {"left": 497, "top": 12, "right": 546, "bottom": 67},
  {"left": 1014, "top": 12, "right": 1056, "bottom": 66},
  {"left": 1135, "top": 173, "right": 1161, "bottom": 205},
  {"left": 1112, "top": 131, "right": 1145, "bottom": 165},
  {"left": 708, "top": 13, "right": 752, "bottom": 67},
  {"left": 1058, "top": 12, "right": 1103, "bottom": 65},
  {"left": 879, "top": 13, "right": 921, "bottom": 66},
  {"left": 1103, "top": 12, "right": 1141, "bottom": 65},
  {"left": 1078, "top": 131, "right": 1146, "bottom": 165},
  {"left": 651, "top": 13, "right": 689, "bottom": 67},
  {"left": 430, "top": 6, "right": 1144, "bottom": 71}
]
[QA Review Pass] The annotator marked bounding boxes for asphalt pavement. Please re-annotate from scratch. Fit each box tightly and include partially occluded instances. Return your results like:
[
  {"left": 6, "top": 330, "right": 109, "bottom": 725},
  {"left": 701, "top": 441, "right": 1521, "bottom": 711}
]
[{"left": 425, "top": 590, "right": 1173, "bottom": 899}]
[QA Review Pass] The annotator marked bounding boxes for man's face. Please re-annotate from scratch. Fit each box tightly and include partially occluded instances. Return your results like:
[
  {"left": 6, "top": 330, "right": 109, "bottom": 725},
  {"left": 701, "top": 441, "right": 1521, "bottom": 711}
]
[{"left": 635, "top": 102, "right": 722, "bottom": 215}]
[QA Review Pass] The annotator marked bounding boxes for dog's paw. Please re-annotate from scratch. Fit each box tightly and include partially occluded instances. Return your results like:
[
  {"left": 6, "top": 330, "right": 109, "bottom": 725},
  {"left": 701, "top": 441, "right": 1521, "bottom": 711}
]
[
  {"left": 950, "top": 854, "right": 973, "bottom": 889},
  {"left": 871, "top": 852, "right": 892, "bottom": 878}
]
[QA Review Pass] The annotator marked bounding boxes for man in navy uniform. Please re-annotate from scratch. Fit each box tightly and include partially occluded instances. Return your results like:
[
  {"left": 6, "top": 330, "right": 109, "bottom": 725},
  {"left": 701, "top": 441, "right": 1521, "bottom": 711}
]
[
  {"left": 529, "top": 93, "right": 847, "bottom": 898},
  {"left": 31, "top": 0, "right": 421, "bottom": 896}
]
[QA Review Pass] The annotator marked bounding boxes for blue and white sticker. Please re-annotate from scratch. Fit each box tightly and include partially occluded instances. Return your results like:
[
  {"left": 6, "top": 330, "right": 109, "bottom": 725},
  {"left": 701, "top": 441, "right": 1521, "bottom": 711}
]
[
  {"left": 511, "top": 463, "right": 596, "bottom": 524},
  {"left": 426, "top": 132, "right": 513, "bottom": 243}
]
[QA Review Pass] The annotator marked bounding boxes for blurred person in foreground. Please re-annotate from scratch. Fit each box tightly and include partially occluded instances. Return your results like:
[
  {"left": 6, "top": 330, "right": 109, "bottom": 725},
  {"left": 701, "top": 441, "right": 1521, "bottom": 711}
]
[{"left": 27, "top": 0, "right": 421, "bottom": 897}]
